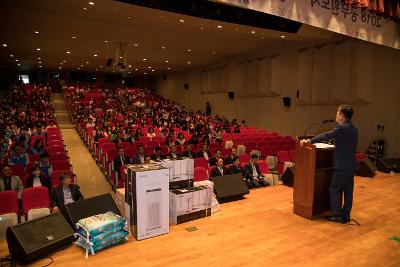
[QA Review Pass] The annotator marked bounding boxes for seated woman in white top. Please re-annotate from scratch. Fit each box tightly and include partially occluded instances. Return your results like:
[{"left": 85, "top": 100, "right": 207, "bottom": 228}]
[
  {"left": 175, "top": 133, "right": 186, "bottom": 146},
  {"left": 146, "top": 127, "right": 156, "bottom": 140},
  {"left": 26, "top": 164, "right": 52, "bottom": 196}
]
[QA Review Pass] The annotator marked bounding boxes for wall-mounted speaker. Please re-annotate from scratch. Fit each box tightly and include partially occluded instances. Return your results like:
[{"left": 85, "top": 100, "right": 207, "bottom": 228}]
[
  {"left": 184, "top": 83, "right": 189, "bottom": 90},
  {"left": 283, "top": 97, "right": 291, "bottom": 107},
  {"left": 228, "top": 91, "right": 235, "bottom": 99}
]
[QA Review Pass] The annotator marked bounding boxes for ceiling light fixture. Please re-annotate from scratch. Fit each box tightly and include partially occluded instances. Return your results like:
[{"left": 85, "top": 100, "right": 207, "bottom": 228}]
[
  {"left": 212, "top": 51, "right": 216, "bottom": 54},
  {"left": 134, "top": 43, "right": 138, "bottom": 47},
  {"left": 148, "top": 66, "right": 152, "bottom": 69},
  {"left": 104, "top": 40, "right": 108, "bottom": 43},
  {"left": 60, "top": 63, "right": 63, "bottom": 65},
  {"left": 2, "top": 43, "right": 7, "bottom": 47},
  {"left": 59, "top": 66, "right": 62, "bottom": 69},
  {"left": 179, "top": 19, "right": 184, "bottom": 22},
  {"left": 34, "top": 30, "right": 39, "bottom": 34},
  {"left": 100, "top": 65, "right": 103, "bottom": 68},
  {"left": 135, "top": 68, "right": 138, "bottom": 71},
  {"left": 38, "top": 61, "right": 42, "bottom": 64},
  {"left": 37, "top": 57, "right": 41, "bottom": 60},
  {"left": 36, "top": 48, "right": 40, "bottom": 51},
  {"left": 187, "top": 49, "right": 191, "bottom": 52},
  {"left": 15, "top": 59, "right": 18, "bottom": 62},
  {"left": 142, "top": 58, "right": 147, "bottom": 61},
  {"left": 167, "top": 67, "right": 171, "bottom": 70},
  {"left": 72, "top": 36, "right": 76, "bottom": 39},
  {"left": 161, "top": 46, "right": 166, "bottom": 49},
  {"left": 66, "top": 51, "right": 70, "bottom": 54},
  {"left": 251, "top": 30, "right": 256, "bottom": 34},
  {"left": 144, "top": 72, "right": 147, "bottom": 75},
  {"left": 187, "top": 61, "right": 191, "bottom": 64},
  {"left": 9, "top": 54, "right": 14, "bottom": 57},
  {"left": 165, "top": 60, "right": 169, "bottom": 63},
  {"left": 17, "top": 63, "right": 20, "bottom": 66},
  {"left": 128, "top": 71, "right": 131, "bottom": 74},
  {"left": 83, "top": 7, "right": 87, "bottom": 10},
  {"left": 78, "top": 67, "right": 81, "bottom": 70},
  {"left": 217, "top": 25, "right": 222, "bottom": 28},
  {"left": 200, "top": 27, "right": 204, "bottom": 30},
  {"left": 93, "top": 54, "right": 98, "bottom": 57},
  {"left": 89, "top": 1, "right": 94, "bottom": 5},
  {"left": 281, "top": 35, "right": 286, "bottom": 39},
  {"left": 129, "top": 65, "right": 132, "bottom": 67},
  {"left": 127, "top": 16, "right": 131, "bottom": 19},
  {"left": 39, "top": 65, "right": 42, "bottom": 68},
  {"left": 80, "top": 64, "right": 84, "bottom": 67},
  {"left": 86, "top": 61, "right": 89, "bottom": 64},
  {"left": 152, "top": 69, "right": 155, "bottom": 72},
  {"left": 63, "top": 60, "right": 66, "bottom": 62}
]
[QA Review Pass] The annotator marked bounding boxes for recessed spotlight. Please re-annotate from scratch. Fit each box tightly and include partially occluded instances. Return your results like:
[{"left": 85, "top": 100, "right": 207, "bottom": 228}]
[
  {"left": 9, "top": 54, "right": 14, "bottom": 57},
  {"left": 83, "top": 7, "right": 87, "bottom": 10},
  {"left": 142, "top": 58, "right": 147, "bottom": 61},
  {"left": 104, "top": 40, "right": 108, "bottom": 43},
  {"left": 261, "top": 36, "right": 265, "bottom": 39},
  {"left": 60, "top": 63, "right": 63, "bottom": 65},
  {"left": 128, "top": 72, "right": 131, "bottom": 74},
  {"left": 2, "top": 43, "right": 7, "bottom": 47},
  {"left": 17, "top": 63, "right": 20, "bottom": 66},
  {"left": 148, "top": 66, "right": 152, "bottom": 69},
  {"left": 36, "top": 48, "right": 40, "bottom": 51},
  {"left": 59, "top": 66, "right": 62, "bottom": 69},
  {"left": 134, "top": 43, "right": 138, "bottom": 47},
  {"left": 179, "top": 19, "right": 184, "bottom": 22},
  {"left": 63, "top": 60, "right": 66, "bottom": 62},
  {"left": 119, "top": 56, "right": 122, "bottom": 59},
  {"left": 151, "top": 69, "right": 155, "bottom": 72},
  {"left": 34, "top": 30, "right": 39, "bottom": 34},
  {"left": 135, "top": 68, "right": 138, "bottom": 71},
  {"left": 251, "top": 30, "right": 256, "bottom": 34},
  {"left": 37, "top": 57, "right": 41, "bottom": 60},
  {"left": 89, "top": 1, "right": 94, "bottom": 5},
  {"left": 100, "top": 65, "right": 103, "bottom": 68},
  {"left": 66, "top": 51, "right": 70, "bottom": 54},
  {"left": 38, "top": 61, "right": 42, "bottom": 64},
  {"left": 187, "top": 61, "right": 191, "bottom": 64},
  {"left": 80, "top": 64, "right": 84, "bottom": 67},
  {"left": 78, "top": 67, "right": 81, "bottom": 70},
  {"left": 167, "top": 67, "right": 171, "bottom": 70},
  {"left": 86, "top": 61, "right": 89, "bottom": 64},
  {"left": 144, "top": 72, "right": 147, "bottom": 75},
  {"left": 212, "top": 51, "right": 216, "bottom": 54},
  {"left": 72, "top": 36, "right": 76, "bottom": 39},
  {"left": 281, "top": 35, "right": 286, "bottom": 39},
  {"left": 128, "top": 65, "right": 132, "bottom": 67},
  {"left": 165, "top": 60, "right": 169, "bottom": 63},
  {"left": 93, "top": 54, "right": 98, "bottom": 57},
  {"left": 200, "top": 27, "right": 204, "bottom": 30},
  {"left": 217, "top": 25, "right": 222, "bottom": 28},
  {"left": 127, "top": 16, "right": 131, "bottom": 19},
  {"left": 15, "top": 59, "right": 18, "bottom": 62},
  {"left": 96, "top": 69, "right": 98, "bottom": 71},
  {"left": 161, "top": 46, "right": 166, "bottom": 49},
  {"left": 187, "top": 49, "right": 191, "bottom": 52},
  {"left": 39, "top": 65, "right": 42, "bottom": 68}
]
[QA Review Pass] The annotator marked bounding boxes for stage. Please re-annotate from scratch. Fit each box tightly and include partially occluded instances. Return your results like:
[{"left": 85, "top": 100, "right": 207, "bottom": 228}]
[{"left": 1, "top": 172, "right": 399, "bottom": 267}]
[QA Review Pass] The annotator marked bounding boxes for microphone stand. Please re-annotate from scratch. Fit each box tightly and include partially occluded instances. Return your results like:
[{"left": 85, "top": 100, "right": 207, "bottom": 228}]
[
  {"left": 315, "top": 120, "right": 334, "bottom": 136},
  {"left": 304, "top": 120, "right": 325, "bottom": 136}
]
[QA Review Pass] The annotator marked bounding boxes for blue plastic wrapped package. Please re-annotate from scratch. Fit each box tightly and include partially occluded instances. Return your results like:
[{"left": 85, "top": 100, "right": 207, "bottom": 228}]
[{"left": 76, "top": 211, "right": 126, "bottom": 237}]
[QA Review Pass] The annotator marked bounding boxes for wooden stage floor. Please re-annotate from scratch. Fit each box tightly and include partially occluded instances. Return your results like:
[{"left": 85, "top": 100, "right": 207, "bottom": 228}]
[{"left": 1, "top": 172, "right": 399, "bottom": 267}]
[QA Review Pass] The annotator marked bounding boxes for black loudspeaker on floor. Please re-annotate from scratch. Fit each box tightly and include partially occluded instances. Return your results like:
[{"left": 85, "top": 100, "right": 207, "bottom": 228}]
[{"left": 6, "top": 212, "right": 75, "bottom": 264}]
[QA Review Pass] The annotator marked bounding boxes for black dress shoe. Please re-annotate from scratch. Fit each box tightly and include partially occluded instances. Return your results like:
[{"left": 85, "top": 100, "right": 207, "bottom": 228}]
[
  {"left": 343, "top": 217, "right": 350, "bottom": 223},
  {"left": 325, "top": 216, "right": 345, "bottom": 223}
]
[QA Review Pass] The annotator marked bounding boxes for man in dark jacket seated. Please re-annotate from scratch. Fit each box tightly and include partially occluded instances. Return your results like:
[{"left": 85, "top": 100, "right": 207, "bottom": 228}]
[
  {"left": 151, "top": 146, "right": 165, "bottom": 161},
  {"left": 181, "top": 144, "right": 195, "bottom": 159},
  {"left": 224, "top": 147, "right": 238, "bottom": 166},
  {"left": 113, "top": 147, "right": 131, "bottom": 176},
  {"left": 210, "top": 158, "right": 227, "bottom": 178},
  {"left": 243, "top": 154, "right": 269, "bottom": 188},
  {"left": 51, "top": 173, "right": 84, "bottom": 212},
  {"left": 227, "top": 157, "right": 243, "bottom": 175}
]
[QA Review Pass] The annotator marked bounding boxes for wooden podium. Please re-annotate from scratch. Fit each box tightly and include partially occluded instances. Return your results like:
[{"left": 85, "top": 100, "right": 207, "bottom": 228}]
[{"left": 293, "top": 143, "right": 334, "bottom": 220}]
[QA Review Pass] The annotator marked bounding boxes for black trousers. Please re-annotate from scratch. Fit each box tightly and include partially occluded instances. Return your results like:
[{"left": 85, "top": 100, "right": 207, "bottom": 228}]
[{"left": 330, "top": 169, "right": 355, "bottom": 219}]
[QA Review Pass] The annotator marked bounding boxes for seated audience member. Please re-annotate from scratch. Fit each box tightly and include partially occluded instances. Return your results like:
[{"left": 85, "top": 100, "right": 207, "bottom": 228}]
[
  {"left": 134, "top": 128, "right": 144, "bottom": 141},
  {"left": 212, "top": 127, "right": 222, "bottom": 143},
  {"left": 31, "top": 139, "right": 45, "bottom": 155},
  {"left": 228, "top": 157, "right": 244, "bottom": 175},
  {"left": 15, "top": 127, "right": 30, "bottom": 145},
  {"left": 196, "top": 144, "right": 210, "bottom": 160},
  {"left": 167, "top": 145, "right": 179, "bottom": 160},
  {"left": 17, "top": 135, "right": 29, "bottom": 152},
  {"left": 243, "top": 154, "right": 269, "bottom": 188},
  {"left": 209, "top": 150, "right": 223, "bottom": 166},
  {"left": 113, "top": 147, "right": 131, "bottom": 176},
  {"left": 175, "top": 133, "right": 186, "bottom": 146},
  {"left": 25, "top": 164, "right": 52, "bottom": 195},
  {"left": 46, "top": 120, "right": 58, "bottom": 129},
  {"left": 93, "top": 129, "right": 104, "bottom": 145},
  {"left": 33, "top": 125, "right": 46, "bottom": 137},
  {"left": 151, "top": 146, "right": 165, "bottom": 161},
  {"left": 144, "top": 155, "right": 151, "bottom": 164},
  {"left": 39, "top": 152, "right": 52, "bottom": 177},
  {"left": 0, "top": 136, "right": 9, "bottom": 162},
  {"left": 86, "top": 118, "right": 95, "bottom": 129},
  {"left": 201, "top": 135, "right": 211, "bottom": 145},
  {"left": 51, "top": 173, "right": 84, "bottom": 212},
  {"left": 188, "top": 133, "right": 199, "bottom": 145},
  {"left": 125, "top": 129, "right": 134, "bottom": 144},
  {"left": 165, "top": 134, "right": 174, "bottom": 147},
  {"left": 0, "top": 164, "right": 24, "bottom": 198},
  {"left": 224, "top": 147, "right": 238, "bottom": 165},
  {"left": 146, "top": 127, "right": 156, "bottom": 140},
  {"left": 233, "top": 125, "right": 241, "bottom": 133},
  {"left": 8, "top": 144, "right": 29, "bottom": 168},
  {"left": 210, "top": 158, "right": 227, "bottom": 178},
  {"left": 241, "top": 120, "right": 247, "bottom": 128},
  {"left": 181, "top": 144, "right": 195, "bottom": 159},
  {"left": 132, "top": 145, "right": 145, "bottom": 164}
]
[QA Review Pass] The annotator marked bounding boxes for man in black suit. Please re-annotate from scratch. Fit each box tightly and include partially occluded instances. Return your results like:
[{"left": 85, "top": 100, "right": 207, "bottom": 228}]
[
  {"left": 151, "top": 146, "right": 165, "bottom": 161},
  {"left": 209, "top": 150, "right": 222, "bottom": 166},
  {"left": 300, "top": 105, "right": 358, "bottom": 223},
  {"left": 224, "top": 147, "right": 238, "bottom": 165},
  {"left": 113, "top": 147, "right": 131, "bottom": 175},
  {"left": 181, "top": 144, "right": 195, "bottom": 159},
  {"left": 243, "top": 154, "right": 269, "bottom": 188},
  {"left": 51, "top": 173, "right": 84, "bottom": 212},
  {"left": 210, "top": 157, "right": 227, "bottom": 178},
  {"left": 167, "top": 145, "right": 179, "bottom": 160},
  {"left": 228, "top": 157, "right": 243, "bottom": 175},
  {"left": 196, "top": 144, "right": 210, "bottom": 160},
  {"left": 132, "top": 145, "right": 145, "bottom": 164}
]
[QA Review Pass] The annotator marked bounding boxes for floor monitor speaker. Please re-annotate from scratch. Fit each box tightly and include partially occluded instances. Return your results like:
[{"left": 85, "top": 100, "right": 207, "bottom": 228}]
[
  {"left": 6, "top": 212, "right": 74, "bottom": 263},
  {"left": 357, "top": 158, "right": 376, "bottom": 177},
  {"left": 213, "top": 173, "right": 249, "bottom": 201}
]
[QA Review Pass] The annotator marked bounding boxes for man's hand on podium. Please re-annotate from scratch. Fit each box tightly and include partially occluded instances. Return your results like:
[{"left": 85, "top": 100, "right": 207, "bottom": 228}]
[{"left": 299, "top": 139, "right": 310, "bottom": 146}]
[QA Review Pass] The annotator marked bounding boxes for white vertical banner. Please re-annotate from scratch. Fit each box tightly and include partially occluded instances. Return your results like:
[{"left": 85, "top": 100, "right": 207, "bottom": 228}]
[{"left": 211, "top": 0, "right": 400, "bottom": 50}]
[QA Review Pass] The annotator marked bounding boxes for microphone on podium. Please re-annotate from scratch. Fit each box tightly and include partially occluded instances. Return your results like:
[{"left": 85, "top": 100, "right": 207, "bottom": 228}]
[{"left": 304, "top": 119, "right": 334, "bottom": 136}]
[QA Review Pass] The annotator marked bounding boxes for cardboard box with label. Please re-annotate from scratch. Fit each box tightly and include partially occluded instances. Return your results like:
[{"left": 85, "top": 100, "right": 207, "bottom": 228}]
[
  {"left": 125, "top": 164, "right": 170, "bottom": 240},
  {"left": 169, "top": 186, "right": 212, "bottom": 224},
  {"left": 158, "top": 158, "right": 194, "bottom": 188}
]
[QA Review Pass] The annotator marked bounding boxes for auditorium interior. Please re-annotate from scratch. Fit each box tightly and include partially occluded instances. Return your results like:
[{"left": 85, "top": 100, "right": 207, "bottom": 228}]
[{"left": 0, "top": 0, "right": 399, "bottom": 266}]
